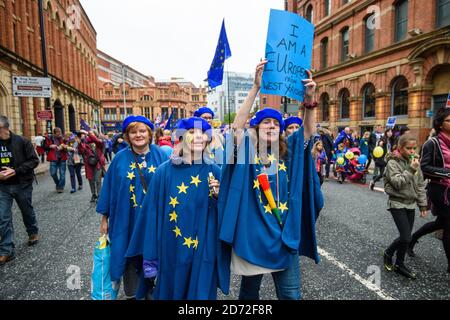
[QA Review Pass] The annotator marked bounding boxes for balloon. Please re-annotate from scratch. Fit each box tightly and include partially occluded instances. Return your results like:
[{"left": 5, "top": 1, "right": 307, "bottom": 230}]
[
  {"left": 160, "top": 145, "right": 173, "bottom": 158},
  {"left": 373, "top": 146, "right": 384, "bottom": 158},
  {"left": 337, "top": 157, "right": 345, "bottom": 165},
  {"left": 358, "top": 154, "right": 368, "bottom": 164},
  {"left": 345, "top": 151, "right": 354, "bottom": 160}
]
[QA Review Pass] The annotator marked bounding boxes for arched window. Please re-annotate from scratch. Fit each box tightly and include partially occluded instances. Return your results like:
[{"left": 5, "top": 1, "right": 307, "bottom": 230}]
[
  {"left": 321, "top": 38, "right": 328, "bottom": 69},
  {"left": 395, "top": 0, "right": 408, "bottom": 42},
  {"left": 339, "top": 89, "right": 350, "bottom": 119},
  {"left": 391, "top": 77, "right": 409, "bottom": 116},
  {"left": 364, "top": 14, "right": 375, "bottom": 53},
  {"left": 320, "top": 93, "right": 330, "bottom": 122},
  {"left": 362, "top": 83, "right": 376, "bottom": 118},
  {"left": 340, "top": 27, "right": 349, "bottom": 62},
  {"left": 436, "top": 0, "right": 450, "bottom": 27},
  {"left": 306, "top": 5, "right": 313, "bottom": 23}
]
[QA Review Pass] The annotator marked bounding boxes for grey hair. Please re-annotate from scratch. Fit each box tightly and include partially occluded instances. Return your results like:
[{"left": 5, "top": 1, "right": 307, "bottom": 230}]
[{"left": 0, "top": 115, "right": 10, "bottom": 128}]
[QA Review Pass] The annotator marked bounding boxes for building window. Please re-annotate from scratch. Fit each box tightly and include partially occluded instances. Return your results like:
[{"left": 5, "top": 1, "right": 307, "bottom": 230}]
[
  {"left": 342, "top": 0, "right": 351, "bottom": 4},
  {"left": 192, "top": 95, "right": 199, "bottom": 102},
  {"left": 362, "top": 83, "right": 376, "bottom": 118},
  {"left": 127, "top": 108, "right": 133, "bottom": 116},
  {"left": 324, "top": 0, "right": 331, "bottom": 16},
  {"left": 263, "top": 97, "right": 267, "bottom": 105},
  {"left": 162, "top": 107, "right": 169, "bottom": 119},
  {"left": 321, "top": 38, "right": 328, "bottom": 69},
  {"left": 365, "top": 14, "right": 375, "bottom": 53},
  {"left": 436, "top": 0, "right": 450, "bottom": 27},
  {"left": 339, "top": 89, "right": 350, "bottom": 119},
  {"left": 306, "top": 5, "right": 313, "bottom": 23},
  {"left": 106, "top": 91, "right": 112, "bottom": 96},
  {"left": 320, "top": 93, "right": 330, "bottom": 122},
  {"left": 340, "top": 27, "right": 349, "bottom": 62},
  {"left": 391, "top": 77, "right": 408, "bottom": 116},
  {"left": 395, "top": 0, "right": 408, "bottom": 42},
  {"left": 143, "top": 107, "right": 152, "bottom": 119},
  {"left": 180, "top": 109, "right": 185, "bottom": 118},
  {"left": 143, "top": 95, "right": 150, "bottom": 101}
]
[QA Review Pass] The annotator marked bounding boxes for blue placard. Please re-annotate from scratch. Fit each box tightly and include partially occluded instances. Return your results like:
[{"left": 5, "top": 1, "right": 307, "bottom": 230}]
[
  {"left": 386, "top": 116, "right": 397, "bottom": 128},
  {"left": 261, "top": 9, "right": 315, "bottom": 102}
]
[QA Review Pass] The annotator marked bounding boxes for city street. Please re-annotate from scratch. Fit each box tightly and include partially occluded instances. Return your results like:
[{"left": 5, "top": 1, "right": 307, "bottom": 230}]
[{"left": 0, "top": 169, "right": 448, "bottom": 300}]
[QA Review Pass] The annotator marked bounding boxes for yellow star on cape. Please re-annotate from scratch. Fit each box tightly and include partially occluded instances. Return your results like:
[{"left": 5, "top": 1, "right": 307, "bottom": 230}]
[
  {"left": 169, "top": 211, "right": 178, "bottom": 222},
  {"left": 209, "top": 190, "right": 214, "bottom": 198},
  {"left": 177, "top": 182, "right": 189, "bottom": 194},
  {"left": 138, "top": 162, "right": 144, "bottom": 170},
  {"left": 259, "top": 194, "right": 263, "bottom": 204},
  {"left": 190, "top": 175, "right": 202, "bottom": 187},
  {"left": 129, "top": 163, "right": 136, "bottom": 170},
  {"left": 173, "top": 226, "right": 181, "bottom": 238},
  {"left": 279, "top": 162, "right": 287, "bottom": 172},
  {"left": 192, "top": 237, "right": 199, "bottom": 249},
  {"left": 267, "top": 154, "right": 277, "bottom": 164},
  {"left": 253, "top": 179, "right": 260, "bottom": 189},
  {"left": 264, "top": 204, "right": 272, "bottom": 214},
  {"left": 279, "top": 202, "right": 288, "bottom": 213},
  {"left": 183, "top": 237, "right": 193, "bottom": 248},
  {"left": 130, "top": 194, "right": 136, "bottom": 203},
  {"left": 254, "top": 155, "right": 261, "bottom": 165},
  {"left": 127, "top": 171, "right": 135, "bottom": 180},
  {"left": 148, "top": 165, "right": 156, "bottom": 173},
  {"left": 129, "top": 184, "right": 135, "bottom": 193},
  {"left": 169, "top": 196, "right": 179, "bottom": 208}
]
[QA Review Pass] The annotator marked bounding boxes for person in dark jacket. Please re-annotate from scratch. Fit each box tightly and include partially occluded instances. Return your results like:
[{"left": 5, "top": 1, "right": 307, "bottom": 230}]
[
  {"left": 370, "top": 129, "right": 395, "bottom": 190},
  {"left": 0, "top": 116, "right": 40, "bottom": 266},
  {"left": 319, "top": 128, "right": 334, "bottom": 178},
  {"left": 408, "top": 107, "right": 450, "bottom": 274}
]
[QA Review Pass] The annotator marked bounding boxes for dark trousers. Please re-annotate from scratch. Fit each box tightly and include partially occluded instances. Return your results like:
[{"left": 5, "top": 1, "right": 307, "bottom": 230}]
[
  {"left": 0, "top": 183, "right": 38, "bottom": 256},
  {"left": 386, "top": 208, "right": 415, "bottom": 266},
  {"left": 412, "top": 216, "right": 450, "bottom": 267},
  {"left": 325, "top": 152, "right": 332, "bottom": 177},
  {"left": 68, "top": 164, "right": 83, "bottom": 190},
  {"left": 318, "top": 172, "right": 324, "bottom": 186},
  {"left": 372, "top": 164, "right": 385, "bottom": 184}
]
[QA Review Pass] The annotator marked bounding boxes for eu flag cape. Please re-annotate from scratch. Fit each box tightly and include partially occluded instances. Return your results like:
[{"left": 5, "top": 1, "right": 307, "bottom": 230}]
[
  {"left": 218, "top": 127, "right": 323, "bottom": 270},
  {"left": 96, "top": 145, "right": 168, "bottom": 282},
  {"left": 127, "top": 161, "right": 230, "bottom": 300}
]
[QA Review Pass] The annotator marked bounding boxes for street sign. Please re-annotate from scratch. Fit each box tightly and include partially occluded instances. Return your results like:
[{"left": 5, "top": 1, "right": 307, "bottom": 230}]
[
  {"left": 12, "top": 76, "right": 52, "bottom": 98},
  {"left": 36, "top": 110, "right": 53, "bottom": 121},
  {"left": 386, "top": 116, "right": 396, "bottom": 128},
  {"left": 426, "top": 110, "right": 433, "bottom": 118}
]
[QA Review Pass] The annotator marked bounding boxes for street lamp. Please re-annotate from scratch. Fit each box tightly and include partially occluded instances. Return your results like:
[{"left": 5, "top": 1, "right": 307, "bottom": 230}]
[
  {"left": 38, "top": 0, "right": 52, "bottom": 133},
  {"left": 121, "top": 65, "right": 127, "bottom": 121}
]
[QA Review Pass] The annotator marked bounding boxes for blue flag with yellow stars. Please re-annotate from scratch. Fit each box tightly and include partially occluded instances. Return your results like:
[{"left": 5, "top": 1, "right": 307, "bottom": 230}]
[
  {"left": 218, "top": 127, "right": 323, "bottom": 270},
  {"left": 96, "top": 145, "right": 168, "bottom": 282},
  {"left": 127, "top": 161, "right": 230, "bottom": 300},
  {"left": 207, "top": 19, "right": 232, "bottom": 89}
]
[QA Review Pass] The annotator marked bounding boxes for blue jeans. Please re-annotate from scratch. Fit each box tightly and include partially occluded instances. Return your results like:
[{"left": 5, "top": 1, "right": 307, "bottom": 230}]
[
  {"left": 0, "top": 183, "right": 38, "bottom": 256},
  {"left": 239, "top": 254, "right": 301, "bottom": 300},
  {"left": 50, "top": 161, "right": 66, "bottom": 190},
  {"left": 68, "top": 164, "right": 83, "bottom": 190}
]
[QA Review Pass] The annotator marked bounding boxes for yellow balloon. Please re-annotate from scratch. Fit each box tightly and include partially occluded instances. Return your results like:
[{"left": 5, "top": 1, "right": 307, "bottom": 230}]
[
  {"left": 337, "top": 157, "right": 345, "bottom": 165},
  {"left": 373, "top": 146, "right": 384, "bottom": 158},
  {"left": 345, "top": 151, "right": 354, "bottom": 160}
]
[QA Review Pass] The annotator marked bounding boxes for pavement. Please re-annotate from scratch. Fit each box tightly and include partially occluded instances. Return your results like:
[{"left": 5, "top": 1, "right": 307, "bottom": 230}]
[{"left": 1, "top": 167, "right": 449, "bottom": 300}]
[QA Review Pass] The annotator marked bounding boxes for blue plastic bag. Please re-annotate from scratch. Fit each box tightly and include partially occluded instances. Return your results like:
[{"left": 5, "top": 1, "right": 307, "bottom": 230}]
[{"left": 91, "top": 235, "right": 118, "bottom": 300}]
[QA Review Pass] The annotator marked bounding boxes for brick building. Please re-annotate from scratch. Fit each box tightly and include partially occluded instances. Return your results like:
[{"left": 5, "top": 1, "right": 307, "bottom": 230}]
[
  {"left": 97, "top": 51, "right": 206, "bottom": 132},
  {"left": 287, "top": 0, "right": 450, "bottom": 142},
  {"left": 0, "top": 0, "right": 99, "bottom": 137}
]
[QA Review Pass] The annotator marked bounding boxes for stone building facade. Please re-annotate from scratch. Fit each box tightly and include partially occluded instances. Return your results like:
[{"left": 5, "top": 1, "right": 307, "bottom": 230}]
[{"left": 0, "top": 0, "right": 99, "bottom": 137}]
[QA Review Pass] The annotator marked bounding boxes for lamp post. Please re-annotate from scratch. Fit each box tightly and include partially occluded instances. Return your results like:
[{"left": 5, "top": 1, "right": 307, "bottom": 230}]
[
  {"left": 121, "top": 65, "right": 127, "bottom": 122},
  {"left": 38, "top": 0, "right": 52, "bottom": 134}
]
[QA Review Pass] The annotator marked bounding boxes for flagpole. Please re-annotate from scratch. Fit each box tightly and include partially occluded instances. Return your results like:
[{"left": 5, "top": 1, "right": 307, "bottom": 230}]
[{"left": 226, "top": 59, "right": 231, "bottom": 126}]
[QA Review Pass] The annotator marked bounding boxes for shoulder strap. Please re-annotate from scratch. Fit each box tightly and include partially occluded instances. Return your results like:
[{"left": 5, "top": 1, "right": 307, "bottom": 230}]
[{"left": 131, "top": 151, "right": 148, "bottom": 193}]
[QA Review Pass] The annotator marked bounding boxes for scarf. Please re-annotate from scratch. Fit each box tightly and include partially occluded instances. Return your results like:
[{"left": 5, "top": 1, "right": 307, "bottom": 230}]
[{"left": 437, "top": 132, "right": 450, "bottom": 204}]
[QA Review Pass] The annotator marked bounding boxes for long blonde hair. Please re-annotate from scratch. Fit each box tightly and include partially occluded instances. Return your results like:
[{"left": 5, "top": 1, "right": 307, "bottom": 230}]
[{"left": 312, "top": 140, "right": 323, "bottom": 159}]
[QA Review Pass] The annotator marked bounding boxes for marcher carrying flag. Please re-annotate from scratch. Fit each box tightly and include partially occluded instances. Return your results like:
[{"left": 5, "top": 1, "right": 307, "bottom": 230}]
[
  {"left": 207, "top": 19, "right": 232, "bottom": 89},
  {"left": 80, "top": 118, "right": 91, "bottom": 131}
]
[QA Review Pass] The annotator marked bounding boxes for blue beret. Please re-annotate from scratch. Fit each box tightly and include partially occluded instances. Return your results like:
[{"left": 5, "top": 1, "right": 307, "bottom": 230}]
[
  {"left": 194, "top": 107, "right": 214, "bottom": 118},
  {"left": 176, "top": 117, "right": 212, "bottom": 140},
  {"left": 284, "top": 116, "right": 303, "bottom": 128},
  {"left": 122, "top": 115, "right": 154, "bottom": 133},
  {"left": 249, "top": 108, "right": 285, "bottom": 133}
]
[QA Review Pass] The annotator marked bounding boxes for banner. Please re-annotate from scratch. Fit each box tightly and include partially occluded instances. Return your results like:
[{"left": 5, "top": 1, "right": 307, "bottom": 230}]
[{"left": 261, "top": 9, "right": 315, "bottom": 102}]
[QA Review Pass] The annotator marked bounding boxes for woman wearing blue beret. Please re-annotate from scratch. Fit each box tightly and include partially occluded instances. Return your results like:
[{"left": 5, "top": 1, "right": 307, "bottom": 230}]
[
  {"left": 96, "top": 115, "right": 168, "bottom": 299},
  {"left": 127, "top": 117, "right": 230, "bottom": 299},
  {"left": 218, "top": 60, "right": 323, "bottom": 300},
  {"left": 284, "top": 117, "right": 303, "bottom": 137}
]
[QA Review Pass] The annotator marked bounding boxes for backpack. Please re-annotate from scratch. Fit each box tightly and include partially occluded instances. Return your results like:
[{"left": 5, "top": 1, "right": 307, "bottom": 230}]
[{"left": 87, "top": 147, "right": 99, "bottom": 166}]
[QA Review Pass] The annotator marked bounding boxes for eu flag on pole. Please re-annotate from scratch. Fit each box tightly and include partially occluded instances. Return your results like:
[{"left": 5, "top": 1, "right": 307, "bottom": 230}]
[
  {"left": 164, "top": 110, "right": 174, "bottom": 130},
  {"left": 207, "top": 19, "right": 232, "bottom": 89},
  {"left": 80, "top": 118, "right": 91, "bottom": 131}
]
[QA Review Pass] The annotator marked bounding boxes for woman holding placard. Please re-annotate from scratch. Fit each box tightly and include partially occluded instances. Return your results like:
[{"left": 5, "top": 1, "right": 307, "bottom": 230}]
[{"left": 218, "top": 61, "right": 323, "bottom": 300}]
